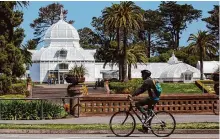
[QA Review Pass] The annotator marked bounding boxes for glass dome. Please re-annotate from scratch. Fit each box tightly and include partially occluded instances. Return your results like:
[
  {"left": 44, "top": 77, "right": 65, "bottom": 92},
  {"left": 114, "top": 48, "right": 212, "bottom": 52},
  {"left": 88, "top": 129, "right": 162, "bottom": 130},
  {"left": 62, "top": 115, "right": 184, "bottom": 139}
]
[
  {"left": 167, "top": 52, "right": 181, "bottom": 64},
  {"left": 44, "top": 20, "right": 79, "bottom": 40}
]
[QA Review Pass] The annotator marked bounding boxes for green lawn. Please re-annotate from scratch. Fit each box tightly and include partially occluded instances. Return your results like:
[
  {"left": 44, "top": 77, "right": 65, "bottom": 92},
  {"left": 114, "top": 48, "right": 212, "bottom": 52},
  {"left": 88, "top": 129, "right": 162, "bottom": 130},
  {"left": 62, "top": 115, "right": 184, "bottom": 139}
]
[
  {"left": 110, "top": 79, "right": 203, "bottom": 94},
  {"left": 0, "top": 122, "right": 218, "bottom": 129},
  {"left": 161, "top": 83, "right": 203, "bottom": 94}
]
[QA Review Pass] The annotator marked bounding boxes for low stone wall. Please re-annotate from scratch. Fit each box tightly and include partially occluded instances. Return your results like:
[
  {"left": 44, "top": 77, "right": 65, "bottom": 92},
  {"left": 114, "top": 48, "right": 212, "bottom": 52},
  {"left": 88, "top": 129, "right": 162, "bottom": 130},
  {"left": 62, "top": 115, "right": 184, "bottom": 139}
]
[{"left": 79, "top": 94, "right": 218, "bottom": 116}]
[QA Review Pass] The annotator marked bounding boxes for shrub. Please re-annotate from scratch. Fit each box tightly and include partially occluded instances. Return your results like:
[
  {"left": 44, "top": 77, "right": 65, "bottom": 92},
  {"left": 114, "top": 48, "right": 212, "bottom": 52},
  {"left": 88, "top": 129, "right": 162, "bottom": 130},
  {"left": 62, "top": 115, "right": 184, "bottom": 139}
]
[
  {"left": 11, "top": 83, "right": 27, "bottom": 95},
  {"left": 0, "top": 74, "right": 12, "bottom": 94},
  {"left": 14, "top": 79, "right": 27, "bottom": 84},
  {"left": 109, "top": 79, "right": 143, "bottom": 94},
  {"left": 0, "top": 100, "right": 68, "bottom": 120},
  {"left": 0, "top": 75, "right": 28, "bottom": 94}
]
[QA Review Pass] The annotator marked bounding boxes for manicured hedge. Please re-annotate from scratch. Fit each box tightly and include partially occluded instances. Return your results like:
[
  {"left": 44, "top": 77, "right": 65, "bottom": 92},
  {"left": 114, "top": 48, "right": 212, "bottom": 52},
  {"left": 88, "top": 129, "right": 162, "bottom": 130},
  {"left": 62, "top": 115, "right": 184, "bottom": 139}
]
[{"left": 0, "top": 100, "right": 67, "bottom": 120}]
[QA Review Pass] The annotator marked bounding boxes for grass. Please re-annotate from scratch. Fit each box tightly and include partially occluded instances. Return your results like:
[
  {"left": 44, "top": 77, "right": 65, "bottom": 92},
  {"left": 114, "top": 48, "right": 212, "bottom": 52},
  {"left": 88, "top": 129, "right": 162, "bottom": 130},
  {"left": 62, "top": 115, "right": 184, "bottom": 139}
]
[
  {"left": 161, "top": 83, "right": 203, "bottom": 94},
  {"left": 0, "top": 94, "right": 25, "bottom": 98},
  {"left": 0, "top": 122, "right": 218, "bottom": 130},
  {"left": 110, "top": 79, "right": 203, "bottom": 94}
]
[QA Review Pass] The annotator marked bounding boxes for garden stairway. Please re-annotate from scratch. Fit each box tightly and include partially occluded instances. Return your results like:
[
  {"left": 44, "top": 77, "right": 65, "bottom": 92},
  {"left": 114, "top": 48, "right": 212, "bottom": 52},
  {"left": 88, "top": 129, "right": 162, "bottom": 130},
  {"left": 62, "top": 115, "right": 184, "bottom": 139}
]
[{"left": 32, "top": 84, "right": 106, "bottom": 98}]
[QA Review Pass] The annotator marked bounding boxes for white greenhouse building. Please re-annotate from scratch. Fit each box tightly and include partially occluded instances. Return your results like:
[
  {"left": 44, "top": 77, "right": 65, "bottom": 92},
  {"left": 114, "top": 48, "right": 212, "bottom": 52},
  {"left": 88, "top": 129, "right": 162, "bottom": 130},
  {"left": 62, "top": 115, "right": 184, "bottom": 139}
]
[{"left": 29, "top": 10, "right": 205, "bottom": 84}]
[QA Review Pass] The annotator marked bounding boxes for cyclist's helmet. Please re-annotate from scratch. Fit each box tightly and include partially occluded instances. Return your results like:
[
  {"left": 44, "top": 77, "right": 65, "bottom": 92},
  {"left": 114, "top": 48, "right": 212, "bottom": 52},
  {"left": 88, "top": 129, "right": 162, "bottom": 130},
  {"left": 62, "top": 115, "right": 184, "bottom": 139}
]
[{"left": 141, "top": 70, "right": 151, "bottom": 77}]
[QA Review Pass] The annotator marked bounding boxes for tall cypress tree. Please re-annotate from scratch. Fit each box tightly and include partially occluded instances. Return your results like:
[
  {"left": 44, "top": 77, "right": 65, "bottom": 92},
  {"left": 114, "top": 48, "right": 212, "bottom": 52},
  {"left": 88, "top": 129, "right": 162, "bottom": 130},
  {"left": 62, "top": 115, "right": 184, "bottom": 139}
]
[
  {"left": 158, "top": 1, "right": 201, "bottom": 50},
  {"left": 30, "top": 2, "right": 74, "bottom": 44},
  {"left": 0, "top": 2, "right": 28, "bottom": 92},
  {"left": 202, "top": 5, "right": 219, "bottom": 48}
]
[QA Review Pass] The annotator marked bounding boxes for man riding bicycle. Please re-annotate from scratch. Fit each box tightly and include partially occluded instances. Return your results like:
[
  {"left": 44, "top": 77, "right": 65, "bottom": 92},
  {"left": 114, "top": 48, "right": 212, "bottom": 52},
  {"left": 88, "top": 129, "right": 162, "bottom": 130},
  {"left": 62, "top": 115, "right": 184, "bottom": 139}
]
[
  {"left": 110, "top": 70, "right": 175, "bottom": 136},
  {"left": 128, "top": 70, "right": 161, "bottom": 116},
  {"left": 128, "top": 70, "right": 161, "bottom": 133}
]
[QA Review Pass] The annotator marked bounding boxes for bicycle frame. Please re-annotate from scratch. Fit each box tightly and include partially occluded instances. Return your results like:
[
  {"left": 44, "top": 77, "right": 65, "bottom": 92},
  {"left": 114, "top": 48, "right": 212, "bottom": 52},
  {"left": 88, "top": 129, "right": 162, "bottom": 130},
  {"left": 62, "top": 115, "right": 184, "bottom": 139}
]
[{"left": 125, "top": 99, "right": 155, "bottom": 125}]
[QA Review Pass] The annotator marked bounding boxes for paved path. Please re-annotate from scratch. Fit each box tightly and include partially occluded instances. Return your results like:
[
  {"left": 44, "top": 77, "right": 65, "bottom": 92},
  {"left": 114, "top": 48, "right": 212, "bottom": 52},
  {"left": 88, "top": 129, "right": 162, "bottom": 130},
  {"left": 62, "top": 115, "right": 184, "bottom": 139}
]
[
  {"left": 0, "top": 134, "right": 218, "bottom": 139},
  {"left": 0, "top": 115, "right": 218, "bottom": 124}
]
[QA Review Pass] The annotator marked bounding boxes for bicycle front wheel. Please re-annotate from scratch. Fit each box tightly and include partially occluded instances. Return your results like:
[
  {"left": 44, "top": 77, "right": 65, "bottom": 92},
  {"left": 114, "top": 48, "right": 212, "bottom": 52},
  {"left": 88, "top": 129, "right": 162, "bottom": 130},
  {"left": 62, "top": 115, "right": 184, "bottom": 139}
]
[
  {"left": 149, "top": 111, "right": 176, "bottom": 137},
  {"left": 109, "top": 111, "right": 136, "bottom": 137}
]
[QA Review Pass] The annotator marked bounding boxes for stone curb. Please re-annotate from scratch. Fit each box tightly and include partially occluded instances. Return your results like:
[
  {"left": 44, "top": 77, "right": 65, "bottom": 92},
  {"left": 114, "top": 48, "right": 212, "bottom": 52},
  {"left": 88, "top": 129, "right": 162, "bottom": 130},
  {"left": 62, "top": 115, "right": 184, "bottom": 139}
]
[{"left": 0, "top": 129, "right": 218, "bottom": 134}]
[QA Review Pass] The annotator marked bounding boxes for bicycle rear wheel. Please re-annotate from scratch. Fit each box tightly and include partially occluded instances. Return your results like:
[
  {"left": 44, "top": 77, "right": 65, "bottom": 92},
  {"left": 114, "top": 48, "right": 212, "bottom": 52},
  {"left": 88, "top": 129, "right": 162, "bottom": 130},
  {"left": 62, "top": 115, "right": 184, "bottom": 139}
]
[
  {"left": 149, "top": 111, "right": 176, "bottom": 137},
  {"left": 109, "top": 111, "right": 136, "bottom": 137}
]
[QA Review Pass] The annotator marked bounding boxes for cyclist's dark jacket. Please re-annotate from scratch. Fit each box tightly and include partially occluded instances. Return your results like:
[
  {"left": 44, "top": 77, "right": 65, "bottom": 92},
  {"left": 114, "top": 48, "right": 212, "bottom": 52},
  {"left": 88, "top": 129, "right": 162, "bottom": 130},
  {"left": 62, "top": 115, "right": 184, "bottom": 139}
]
[{"left": 131, "top": 77, "right": 159, "bottom": 101}]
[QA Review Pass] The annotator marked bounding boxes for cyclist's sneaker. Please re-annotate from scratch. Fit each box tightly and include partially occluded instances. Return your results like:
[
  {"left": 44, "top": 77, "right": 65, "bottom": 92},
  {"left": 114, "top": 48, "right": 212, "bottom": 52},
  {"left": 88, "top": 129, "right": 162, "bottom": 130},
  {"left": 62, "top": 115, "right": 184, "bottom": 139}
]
[{"left": 138, "top": 125, "right": 149, "bottom": 134}]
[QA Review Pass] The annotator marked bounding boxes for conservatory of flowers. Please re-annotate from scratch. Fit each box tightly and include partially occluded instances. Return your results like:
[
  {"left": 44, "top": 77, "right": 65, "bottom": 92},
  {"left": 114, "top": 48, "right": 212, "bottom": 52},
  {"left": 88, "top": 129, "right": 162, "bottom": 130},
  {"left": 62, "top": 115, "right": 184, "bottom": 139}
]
[{"left": 29, "top": 10, "right": 206, "bottom": 84}]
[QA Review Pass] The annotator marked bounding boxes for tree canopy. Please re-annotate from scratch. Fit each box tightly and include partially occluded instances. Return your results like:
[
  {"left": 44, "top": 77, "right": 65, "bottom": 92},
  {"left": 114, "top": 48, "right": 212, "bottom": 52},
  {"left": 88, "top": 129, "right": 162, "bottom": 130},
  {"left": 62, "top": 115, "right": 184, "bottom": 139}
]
[
  {"left": 158, "top": 1, "right": 202, "bottom": 50},
  {"left": 30, "top": 2, "right": 74, "bottom": 44},
  {"left": 202, "top": 5, "right": 219, "bottom": 47},
  {"left": 0, "top": 2, "right": 29, "bottom": 92}
]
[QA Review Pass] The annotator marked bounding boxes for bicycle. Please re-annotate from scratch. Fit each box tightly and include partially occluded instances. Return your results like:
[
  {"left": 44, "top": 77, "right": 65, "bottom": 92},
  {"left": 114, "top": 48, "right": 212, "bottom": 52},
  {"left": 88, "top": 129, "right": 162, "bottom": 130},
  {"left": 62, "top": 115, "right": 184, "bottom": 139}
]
[{"left": 109, "top": 96, "right": 176, "bottom": 137}]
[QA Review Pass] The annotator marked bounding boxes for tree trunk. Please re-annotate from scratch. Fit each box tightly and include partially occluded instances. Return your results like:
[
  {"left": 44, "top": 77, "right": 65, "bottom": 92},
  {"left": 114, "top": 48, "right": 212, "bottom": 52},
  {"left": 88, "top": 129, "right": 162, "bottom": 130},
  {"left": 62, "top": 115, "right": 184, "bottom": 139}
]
[
  {"left": 176, "top": 30, "right": 180, "bottom": 49},
  {"left": 171, "top": 30, "right": 175, "bottom": 50},
  {"left": 122, "top": 27, "right": 128, "bottom": 82},
  {"left": 116, "top": 28, "right": 122, "bottom": 81},
  {"left": 116, "top": 28, "right": 120, "bottom": 51},
  {"left": 119, "top": 59, "right": 123, "bottom": 81},
  {"left": 147, "top": 33, "right": 151, "bottom": 58},
  {"left": 128, "top": 63, "right": 131, "bottom": 80},
  {"left": 200, "top": 46, "right": 204, "bottom": 80}
]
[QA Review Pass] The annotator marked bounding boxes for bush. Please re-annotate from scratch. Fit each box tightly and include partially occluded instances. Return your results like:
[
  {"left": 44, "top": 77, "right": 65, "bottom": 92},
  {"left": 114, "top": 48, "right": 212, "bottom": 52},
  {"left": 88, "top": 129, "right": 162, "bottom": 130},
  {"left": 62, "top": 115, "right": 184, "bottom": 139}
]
[
  {"left": 15, "top": 79, "right": 27, "bottom": 84},
  {"left": 11, "top": 83, "right": 27, "bottom": 94},
  {"left": 0, "top": 74, "right": 12, "bottom": 94},
  {"left": 0, "top": 100, "right": 68, "bottom": 120},
  {"left": 109, "top": 78, "right": 143, "bottom": 94}
]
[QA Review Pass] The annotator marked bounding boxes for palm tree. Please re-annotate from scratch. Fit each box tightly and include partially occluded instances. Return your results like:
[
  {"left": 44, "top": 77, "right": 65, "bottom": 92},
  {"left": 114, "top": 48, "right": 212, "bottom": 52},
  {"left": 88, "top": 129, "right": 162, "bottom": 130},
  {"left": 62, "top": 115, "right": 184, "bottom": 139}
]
[
  {"left": 117, "top": 1, "right": 143, "bottom": 81},
  {"left": 102, "top": 4, "right": 123, "bottom": 80},
  {"left": 187, "top": 30, "right": 217, "bottom": 80},
  {"left": 16, "top": 1, "right": 29, "bottom": 8},
  {"left": 102, "top": 2, "right": 143, "bottom": 81},
  {"left": 127, "top": 43, "right": 148, "bottom": 80},
  {"left": 96, "top": 41, "right": 147, "bottom": 80}
]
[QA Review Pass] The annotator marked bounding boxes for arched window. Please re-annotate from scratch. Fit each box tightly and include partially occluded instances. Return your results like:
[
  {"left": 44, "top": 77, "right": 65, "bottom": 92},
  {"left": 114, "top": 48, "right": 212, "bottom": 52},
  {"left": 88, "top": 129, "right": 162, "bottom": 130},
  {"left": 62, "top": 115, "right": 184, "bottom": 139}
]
[
  {"left": 183, "top": 70, "right": 193, "bottom": 83},
  {"left": 59, "top": 63, "right": 68, "bottom": 70},
  {"left": 59, "top": 49, "right": 67, "bottom": 58}
]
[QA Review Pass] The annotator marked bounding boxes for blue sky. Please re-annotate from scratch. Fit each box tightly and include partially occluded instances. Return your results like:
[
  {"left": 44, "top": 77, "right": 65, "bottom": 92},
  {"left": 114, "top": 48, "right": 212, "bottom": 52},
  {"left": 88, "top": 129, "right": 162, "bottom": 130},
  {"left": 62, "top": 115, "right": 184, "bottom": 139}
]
[{"left": 20, "top": 1, "right": 218, "bottom": 48}]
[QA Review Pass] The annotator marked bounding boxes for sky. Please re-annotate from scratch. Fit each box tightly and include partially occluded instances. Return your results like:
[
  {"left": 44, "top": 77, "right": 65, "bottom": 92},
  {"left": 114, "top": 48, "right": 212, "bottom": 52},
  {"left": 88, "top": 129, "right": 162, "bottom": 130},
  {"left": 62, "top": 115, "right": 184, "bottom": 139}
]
[{"left": 19, "top": 1, "right": 219, "bottom": 49}]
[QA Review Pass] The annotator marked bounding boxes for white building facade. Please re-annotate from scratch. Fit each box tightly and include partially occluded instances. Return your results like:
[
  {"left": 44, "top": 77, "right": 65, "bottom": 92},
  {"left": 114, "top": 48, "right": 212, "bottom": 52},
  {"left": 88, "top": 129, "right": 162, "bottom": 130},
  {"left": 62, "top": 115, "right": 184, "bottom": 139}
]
[
  {"left": 196, "top": 61, "right": 220, "bottom": 79},
  {"left": 29, "top": 11, "right": 96, "bottom": 83},
  {"left": 29, "top": 10, "right": 205, "bottom": 84}
]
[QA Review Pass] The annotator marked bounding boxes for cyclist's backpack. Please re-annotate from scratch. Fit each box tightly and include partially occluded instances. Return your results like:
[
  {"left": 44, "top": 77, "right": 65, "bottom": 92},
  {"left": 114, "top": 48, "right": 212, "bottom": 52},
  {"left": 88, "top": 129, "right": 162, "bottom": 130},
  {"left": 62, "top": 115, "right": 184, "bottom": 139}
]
[{"left": 153, "top": 80, "right": 162, "bottom": 97}]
